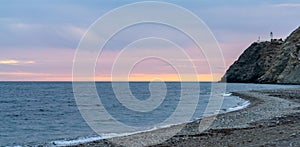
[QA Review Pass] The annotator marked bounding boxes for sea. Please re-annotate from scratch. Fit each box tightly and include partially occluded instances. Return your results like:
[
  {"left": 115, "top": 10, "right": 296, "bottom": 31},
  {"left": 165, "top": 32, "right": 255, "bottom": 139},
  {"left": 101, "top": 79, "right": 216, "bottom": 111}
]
[{"left": 0, "top": 82, "right": 299, "bottom": 146}]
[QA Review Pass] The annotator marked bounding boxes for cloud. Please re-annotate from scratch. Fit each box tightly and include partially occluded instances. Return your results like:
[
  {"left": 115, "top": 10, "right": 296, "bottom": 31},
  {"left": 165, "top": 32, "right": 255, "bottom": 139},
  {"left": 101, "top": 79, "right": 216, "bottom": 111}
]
[
  {"left": 0, "top": 72, "right": 51, "bottom": 76},
  {"left": 0, "top": 60, "right": 35, "bottom": 65},
  {"left": 0, "top": 71, "right": 73, "bottom": 81},
  {"left": 8, "top": 23, "right": 43, "bottom": 30},
  {"left": 1, "top": 22, "right": 87, "bottom": 49},
  {"left": 0, "top": 72, "right": 71, "bottom": 81},
  {"left": 272, "top": 3, "right": 300, "bottom": 7}
]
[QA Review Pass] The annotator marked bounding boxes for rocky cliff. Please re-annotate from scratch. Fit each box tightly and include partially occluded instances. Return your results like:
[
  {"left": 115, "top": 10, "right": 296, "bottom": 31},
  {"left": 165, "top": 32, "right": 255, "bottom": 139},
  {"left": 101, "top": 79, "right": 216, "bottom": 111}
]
[{"left": 221, "top": 26, "right": 300, "bottom": 84}]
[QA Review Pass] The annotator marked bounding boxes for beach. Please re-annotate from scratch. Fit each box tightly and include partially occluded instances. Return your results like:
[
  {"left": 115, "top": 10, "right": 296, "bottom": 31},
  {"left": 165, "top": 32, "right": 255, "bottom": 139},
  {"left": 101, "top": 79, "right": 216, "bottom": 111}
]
[
  {"left": 70, "top": 88, "right": 300, "bottom": 147},
  {"left": 2, "top": 1, "right": 299, "bottom": 146}
]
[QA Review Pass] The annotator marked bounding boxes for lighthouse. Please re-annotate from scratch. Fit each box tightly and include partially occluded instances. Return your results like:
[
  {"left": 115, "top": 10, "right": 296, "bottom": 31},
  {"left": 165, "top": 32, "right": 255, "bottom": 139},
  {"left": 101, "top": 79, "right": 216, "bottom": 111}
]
[{"left": 270, "top": 32, "right": 273, "bottom": 41}]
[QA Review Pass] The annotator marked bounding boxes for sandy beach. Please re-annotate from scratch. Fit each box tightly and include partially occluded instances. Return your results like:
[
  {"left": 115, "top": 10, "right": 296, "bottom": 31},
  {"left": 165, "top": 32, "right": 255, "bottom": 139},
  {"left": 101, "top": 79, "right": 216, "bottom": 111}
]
[{"left": 70, "top": 88, "right": 300, "bottom": 147}]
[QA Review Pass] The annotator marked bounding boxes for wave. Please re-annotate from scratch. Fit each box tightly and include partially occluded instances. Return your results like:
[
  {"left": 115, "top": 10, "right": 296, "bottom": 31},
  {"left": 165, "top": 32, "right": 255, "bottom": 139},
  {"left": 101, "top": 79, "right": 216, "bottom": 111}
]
[
  {"left": 51, "top": 97, "right": 250, "bottom": 146},
  {"left": 227, "top": 101, "right": 250, "bottom": 112},
  {"left": 222, "top": 93, "right": 232, "bottom": 97},
  {"left": 51, "top": 123, "right": 184, "bottom": 146},
  {"left": 52, "top": 136, "right": 103, "bottom": 146}
]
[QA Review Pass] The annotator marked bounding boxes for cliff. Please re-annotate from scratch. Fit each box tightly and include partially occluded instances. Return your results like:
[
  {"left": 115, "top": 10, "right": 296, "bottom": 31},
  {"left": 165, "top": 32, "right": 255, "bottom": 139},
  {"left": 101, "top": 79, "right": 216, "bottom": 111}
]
[{"left": 221, "top": 26, "right": 300, "bottom": 84}]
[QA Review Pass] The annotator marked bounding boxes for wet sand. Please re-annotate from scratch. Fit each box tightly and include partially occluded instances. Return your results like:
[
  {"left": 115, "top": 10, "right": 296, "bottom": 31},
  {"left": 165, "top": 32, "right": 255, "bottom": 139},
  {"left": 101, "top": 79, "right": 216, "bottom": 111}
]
[{"left": 70, "top": 88, "right": 300, "bottom": 147}]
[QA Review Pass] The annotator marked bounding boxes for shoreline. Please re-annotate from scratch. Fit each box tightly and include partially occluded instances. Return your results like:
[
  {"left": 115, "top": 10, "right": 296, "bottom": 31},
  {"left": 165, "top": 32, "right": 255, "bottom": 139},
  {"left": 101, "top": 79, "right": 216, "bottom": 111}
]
[{"left": 67, "top": 88, "right": 300, "bottom": 147}]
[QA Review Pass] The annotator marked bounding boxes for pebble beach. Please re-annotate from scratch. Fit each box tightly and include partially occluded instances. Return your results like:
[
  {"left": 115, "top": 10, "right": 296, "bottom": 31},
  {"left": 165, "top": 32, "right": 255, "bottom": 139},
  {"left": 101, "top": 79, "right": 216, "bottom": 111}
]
[{"left": 70, "top": 88, "right": 300, "bottom": 147}]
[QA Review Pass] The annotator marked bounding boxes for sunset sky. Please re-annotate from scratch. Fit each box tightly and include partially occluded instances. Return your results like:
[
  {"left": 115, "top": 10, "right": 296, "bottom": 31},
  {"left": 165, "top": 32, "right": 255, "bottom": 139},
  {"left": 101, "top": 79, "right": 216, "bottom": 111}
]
[{"left": 1, "top": 0, "right": 300, "bottom": 81}]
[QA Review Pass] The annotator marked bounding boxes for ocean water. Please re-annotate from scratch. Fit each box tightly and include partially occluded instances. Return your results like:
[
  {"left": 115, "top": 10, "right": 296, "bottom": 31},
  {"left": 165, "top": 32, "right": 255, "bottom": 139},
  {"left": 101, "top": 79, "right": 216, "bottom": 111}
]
[{"left": 0, "top": 82, "right": 299, "bottom": 146}]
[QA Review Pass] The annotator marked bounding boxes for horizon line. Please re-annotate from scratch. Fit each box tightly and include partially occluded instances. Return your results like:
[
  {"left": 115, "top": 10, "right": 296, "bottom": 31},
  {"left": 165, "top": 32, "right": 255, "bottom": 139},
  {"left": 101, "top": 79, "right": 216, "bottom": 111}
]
[{"left": 0, "top": 80, "right": 219, "bottom": 83}]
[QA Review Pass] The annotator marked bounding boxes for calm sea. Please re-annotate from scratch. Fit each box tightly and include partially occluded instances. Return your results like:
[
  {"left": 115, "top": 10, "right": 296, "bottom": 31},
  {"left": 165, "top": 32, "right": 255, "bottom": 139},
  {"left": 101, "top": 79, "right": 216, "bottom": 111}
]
[{"left": 0, "top": 82, "right": 298, "bottom": 146}]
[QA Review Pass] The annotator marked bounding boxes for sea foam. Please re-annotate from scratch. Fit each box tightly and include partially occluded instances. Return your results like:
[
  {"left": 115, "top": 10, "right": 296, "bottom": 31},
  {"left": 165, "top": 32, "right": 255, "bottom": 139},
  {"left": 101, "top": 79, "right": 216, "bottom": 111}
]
[{"left": 227, "top": 101, "right": 250, "bottom": 112}]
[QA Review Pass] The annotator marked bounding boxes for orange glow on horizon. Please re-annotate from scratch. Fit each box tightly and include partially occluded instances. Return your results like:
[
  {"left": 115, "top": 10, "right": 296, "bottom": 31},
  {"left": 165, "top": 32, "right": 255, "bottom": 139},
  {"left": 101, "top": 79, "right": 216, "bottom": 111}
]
[
  {"left": 0, "top": 72, "right": 223, "bottom": 82},
  {"left": 94, "top": 74, "right": 223, "bottom": 82}
]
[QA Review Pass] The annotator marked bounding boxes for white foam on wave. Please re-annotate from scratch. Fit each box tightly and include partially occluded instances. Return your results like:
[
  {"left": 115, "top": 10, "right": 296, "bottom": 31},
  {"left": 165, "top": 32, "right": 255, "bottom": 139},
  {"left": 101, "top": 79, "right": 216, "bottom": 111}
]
[
  {"left": 222, "top": 93, "right": 232, "bottom": 97},
  {"left": 51, "top": 123, "right": 183, "bottom": 146},
  {"left": 52, "top": 136, "right": 103, "bottom": 146},
  {"left": 52, "top": 132, "right": 143, "bottom": 146},
  {"left": 227, "top": 100, "right": 250, "bottom": 112}
]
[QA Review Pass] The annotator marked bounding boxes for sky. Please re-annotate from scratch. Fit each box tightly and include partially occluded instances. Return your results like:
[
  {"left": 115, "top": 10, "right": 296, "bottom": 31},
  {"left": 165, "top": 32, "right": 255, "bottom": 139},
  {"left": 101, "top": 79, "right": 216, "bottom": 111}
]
[{"left": 1, "top": 0, "right": 300, "bottom": 81}]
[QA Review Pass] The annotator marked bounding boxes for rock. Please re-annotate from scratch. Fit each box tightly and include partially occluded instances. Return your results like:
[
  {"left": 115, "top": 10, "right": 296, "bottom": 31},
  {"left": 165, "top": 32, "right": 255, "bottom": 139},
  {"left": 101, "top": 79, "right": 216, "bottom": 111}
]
[
  {"left": 221, "top": 41, "right": 282, "bottom": 83},
  {"left": 290, "top": 133, "right": 297, "bottom": 137},
  {"left": 221, "top": 26, "right": 300, "bottom": 84},
  {"left": 296, "top": 43, "right": 300, "bottom": 49}
]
